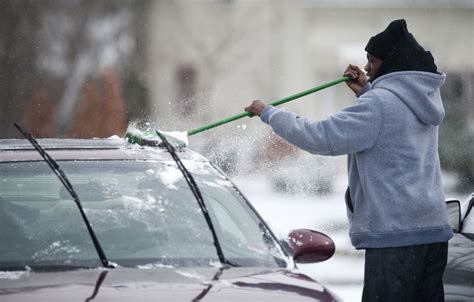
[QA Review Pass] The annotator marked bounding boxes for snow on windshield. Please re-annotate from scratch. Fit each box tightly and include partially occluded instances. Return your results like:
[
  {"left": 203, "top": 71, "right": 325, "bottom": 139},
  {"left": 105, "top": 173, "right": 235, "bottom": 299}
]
[{"left": 153, "top": 166, "right": 182, "bottom": 190}]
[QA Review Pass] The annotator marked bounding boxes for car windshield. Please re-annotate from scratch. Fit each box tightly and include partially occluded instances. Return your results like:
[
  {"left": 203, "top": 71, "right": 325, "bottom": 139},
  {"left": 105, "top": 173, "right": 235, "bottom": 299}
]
[{"left": 0, "top": 159, "right": 288, "bottom": 270}]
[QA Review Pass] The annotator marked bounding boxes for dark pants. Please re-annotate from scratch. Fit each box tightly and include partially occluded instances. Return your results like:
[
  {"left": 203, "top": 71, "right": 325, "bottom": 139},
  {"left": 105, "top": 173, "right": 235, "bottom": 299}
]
[{"left": 362, "top": 242, "right": 448, "bottom": 302}]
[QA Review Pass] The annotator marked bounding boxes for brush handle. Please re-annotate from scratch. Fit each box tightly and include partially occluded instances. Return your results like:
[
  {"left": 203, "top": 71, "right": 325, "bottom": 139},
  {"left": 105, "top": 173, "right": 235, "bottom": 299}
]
[{"left": 187, "top": 76, "right": 350, "bottom": 136}]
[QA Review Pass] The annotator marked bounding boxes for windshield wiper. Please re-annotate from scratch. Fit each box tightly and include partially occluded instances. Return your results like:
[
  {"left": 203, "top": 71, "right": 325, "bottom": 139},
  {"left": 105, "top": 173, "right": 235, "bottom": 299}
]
[
  {"left": 14, "top": 123, "right": 115, "bottom": 269},
  {"left": 155, "top": 131, "right": 236, "bottom": 267}
]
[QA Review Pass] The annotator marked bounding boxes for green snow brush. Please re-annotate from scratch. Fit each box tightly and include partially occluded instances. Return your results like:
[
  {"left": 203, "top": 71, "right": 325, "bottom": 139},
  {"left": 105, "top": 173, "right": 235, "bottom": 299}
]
[{"left": 125, "top": 76, "right": 350, "bottom": 147}]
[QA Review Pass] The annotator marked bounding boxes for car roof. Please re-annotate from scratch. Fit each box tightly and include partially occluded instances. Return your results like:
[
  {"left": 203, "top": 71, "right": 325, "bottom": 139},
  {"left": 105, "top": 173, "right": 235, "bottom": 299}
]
[{"left": 0, "top": 138, "right": 209, "bottom": 163}]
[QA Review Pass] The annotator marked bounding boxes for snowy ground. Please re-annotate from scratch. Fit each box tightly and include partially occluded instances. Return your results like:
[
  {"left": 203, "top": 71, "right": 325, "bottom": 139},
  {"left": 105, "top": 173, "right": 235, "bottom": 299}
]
[{"left": 234, "top": 174, "right": 364, "bottom": 302}]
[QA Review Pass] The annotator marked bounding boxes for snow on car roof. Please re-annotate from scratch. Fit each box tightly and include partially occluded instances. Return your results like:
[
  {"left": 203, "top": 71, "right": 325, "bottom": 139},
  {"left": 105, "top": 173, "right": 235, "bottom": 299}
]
[
  {"left": 0, "top": 138, "right": 209, "bottom": 163},
  {"left": 0, "top": 137, "right": 126, "bottom": 151}
]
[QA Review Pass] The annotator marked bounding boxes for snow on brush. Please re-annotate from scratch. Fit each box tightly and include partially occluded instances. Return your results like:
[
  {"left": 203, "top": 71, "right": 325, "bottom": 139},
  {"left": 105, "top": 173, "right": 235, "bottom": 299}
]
[{"left": 159, "top": 130, "right": 189, "bottom": 147}]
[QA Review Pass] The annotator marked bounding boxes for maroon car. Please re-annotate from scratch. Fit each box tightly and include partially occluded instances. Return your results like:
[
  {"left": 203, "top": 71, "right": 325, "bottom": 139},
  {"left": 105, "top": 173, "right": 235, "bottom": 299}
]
[{"left": 0, "top": 137, "right": 341, "bottom": 301}]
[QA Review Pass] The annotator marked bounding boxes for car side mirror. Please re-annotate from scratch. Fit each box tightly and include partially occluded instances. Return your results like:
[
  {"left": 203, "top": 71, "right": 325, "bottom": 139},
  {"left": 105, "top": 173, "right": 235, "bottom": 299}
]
[
  {"left": 287, "top": 229, "right": 335, "bottom": 264},
  {"left": 446, "top": 200, "right": 461, "bottom": 232}
]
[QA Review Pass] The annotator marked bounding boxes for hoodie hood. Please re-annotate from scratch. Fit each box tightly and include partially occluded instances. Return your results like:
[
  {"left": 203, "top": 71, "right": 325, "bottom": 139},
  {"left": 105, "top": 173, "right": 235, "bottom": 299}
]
[{"left": 372, "top": 71, "right": 446, "bottom": 125}]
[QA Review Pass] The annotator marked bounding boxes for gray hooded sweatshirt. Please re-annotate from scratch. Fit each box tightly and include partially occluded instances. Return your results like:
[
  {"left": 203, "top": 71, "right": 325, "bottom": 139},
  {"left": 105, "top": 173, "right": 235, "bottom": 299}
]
[{"left": 260, "top": 70, "right": 453, "bottom": 249}]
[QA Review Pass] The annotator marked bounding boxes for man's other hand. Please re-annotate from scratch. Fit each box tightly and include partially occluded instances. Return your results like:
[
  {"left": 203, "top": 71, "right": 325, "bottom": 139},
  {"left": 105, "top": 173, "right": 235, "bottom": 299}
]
[
  {"left": 245, "top": 100, "right": 267, "bottom": 117},
  {"left": 344, "top": 64, "right": 368, "bottom": 94}
]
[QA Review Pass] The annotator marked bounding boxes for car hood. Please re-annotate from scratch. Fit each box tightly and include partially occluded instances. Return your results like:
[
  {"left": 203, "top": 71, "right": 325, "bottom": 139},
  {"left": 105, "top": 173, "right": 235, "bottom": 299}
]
[{"left": 0, "top": 267, "right": 340, "bottom": 301}]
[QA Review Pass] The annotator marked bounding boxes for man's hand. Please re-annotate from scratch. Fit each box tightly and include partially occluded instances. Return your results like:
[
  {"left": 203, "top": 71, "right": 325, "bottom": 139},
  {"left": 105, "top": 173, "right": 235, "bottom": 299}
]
[
  {"left": 344, "top": 64, "right": 368, "bottom": 94},
  {"left": 245, "top": 100, "right": 267, "bottom": 117}
]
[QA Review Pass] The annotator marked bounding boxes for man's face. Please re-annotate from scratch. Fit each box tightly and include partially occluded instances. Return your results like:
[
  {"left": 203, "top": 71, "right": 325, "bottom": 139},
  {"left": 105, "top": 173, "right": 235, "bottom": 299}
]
[{"left": 364, "top": 53, "right": 383, "bottom": 81}]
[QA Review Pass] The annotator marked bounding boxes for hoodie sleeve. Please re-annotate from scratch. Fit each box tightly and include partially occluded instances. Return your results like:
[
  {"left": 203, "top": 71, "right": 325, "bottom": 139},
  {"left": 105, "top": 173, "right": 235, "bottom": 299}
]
[{"left": 260, "top": 94, "right": 383, "bottom": 156}]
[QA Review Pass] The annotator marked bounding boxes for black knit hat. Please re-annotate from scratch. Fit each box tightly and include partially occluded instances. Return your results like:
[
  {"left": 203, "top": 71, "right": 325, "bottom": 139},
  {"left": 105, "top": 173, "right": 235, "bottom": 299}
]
[{"left": 365, "top": 19, "right": 437, "bottom": 81}]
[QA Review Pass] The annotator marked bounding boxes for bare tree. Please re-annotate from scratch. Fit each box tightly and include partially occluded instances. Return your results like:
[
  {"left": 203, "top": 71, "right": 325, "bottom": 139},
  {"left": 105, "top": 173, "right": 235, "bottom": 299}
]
[{"left": 0, "top": 0, "right": 150, "bottom": 138}]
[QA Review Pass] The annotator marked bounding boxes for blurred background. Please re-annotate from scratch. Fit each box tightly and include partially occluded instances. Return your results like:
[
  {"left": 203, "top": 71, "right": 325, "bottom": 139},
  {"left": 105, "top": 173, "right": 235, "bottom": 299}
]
[{"left": 1, "top": 0, "right": 473, "bottom": 300}]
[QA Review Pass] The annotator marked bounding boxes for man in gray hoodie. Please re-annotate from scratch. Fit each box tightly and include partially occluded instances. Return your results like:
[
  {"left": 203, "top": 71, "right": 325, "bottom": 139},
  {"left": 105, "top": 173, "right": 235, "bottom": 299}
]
[{"left": 245, "top": 19, "right": 453, "bottom": 301}]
